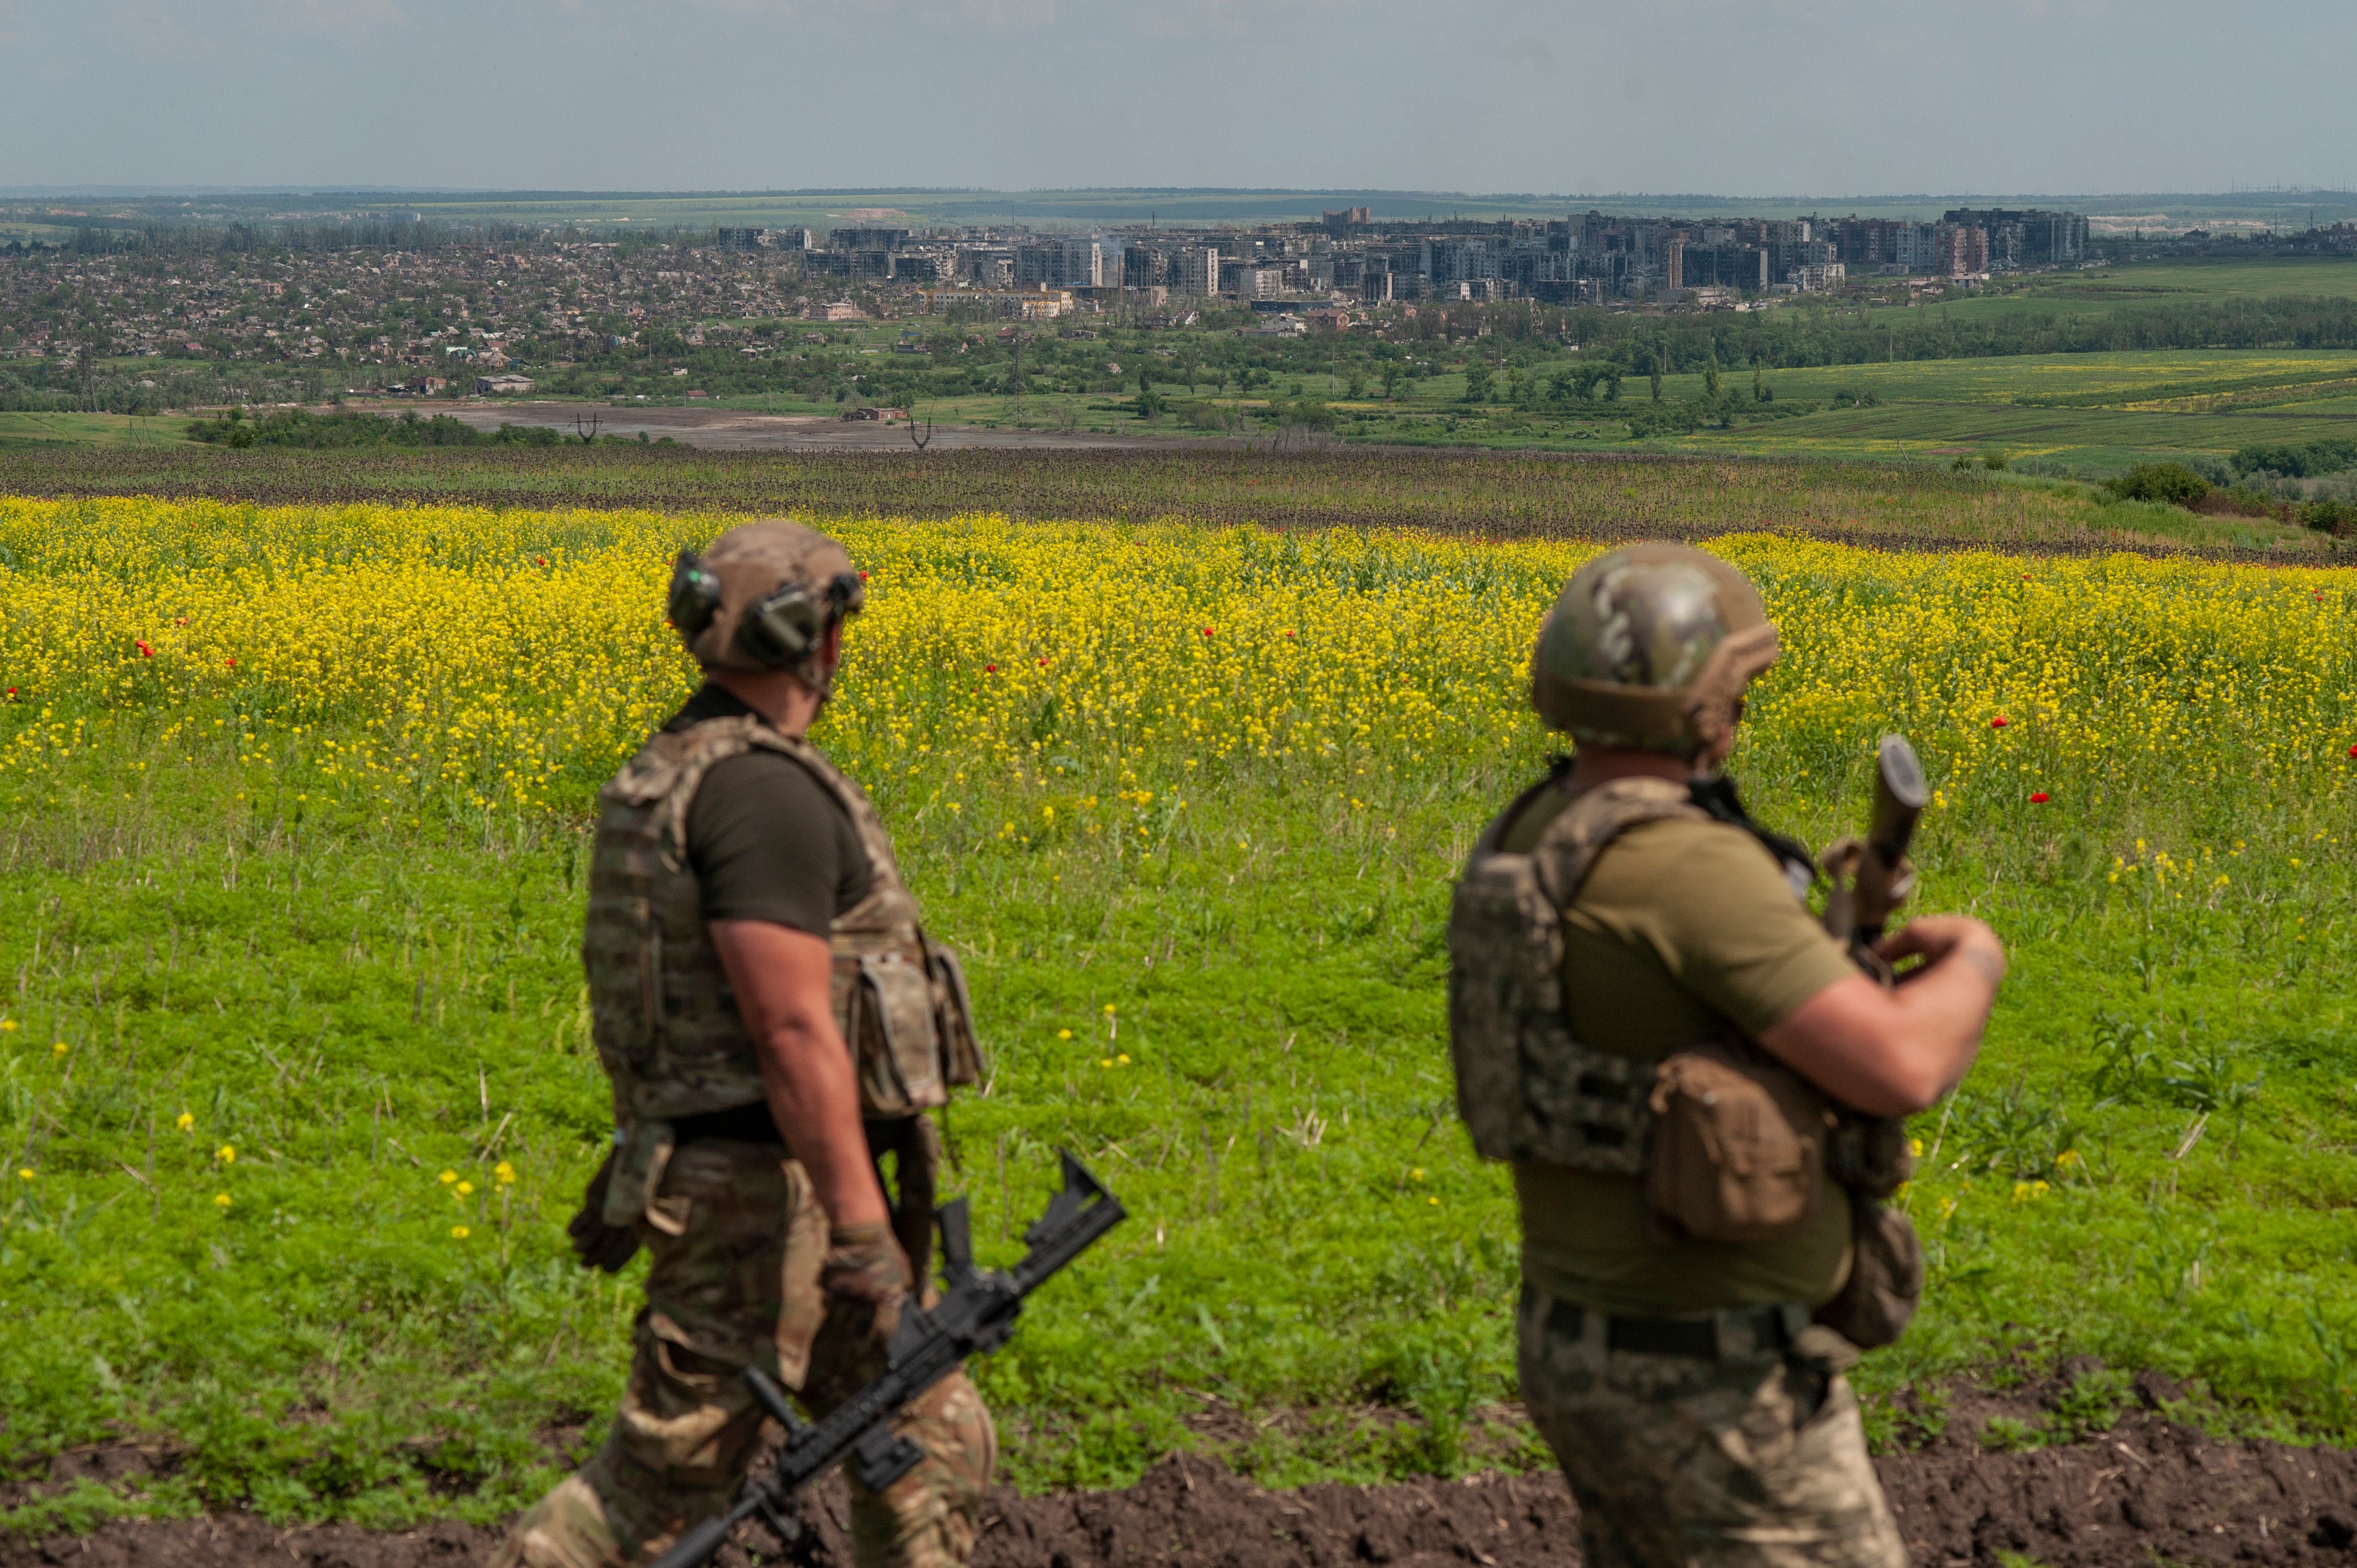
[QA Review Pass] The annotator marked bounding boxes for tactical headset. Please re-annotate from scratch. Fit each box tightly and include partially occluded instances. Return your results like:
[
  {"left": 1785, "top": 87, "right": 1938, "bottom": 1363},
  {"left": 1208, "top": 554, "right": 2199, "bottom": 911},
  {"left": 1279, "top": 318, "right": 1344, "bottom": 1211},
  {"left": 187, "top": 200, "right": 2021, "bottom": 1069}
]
[{"left": 667, "top": 549, "right": 865, "bottom": 670}]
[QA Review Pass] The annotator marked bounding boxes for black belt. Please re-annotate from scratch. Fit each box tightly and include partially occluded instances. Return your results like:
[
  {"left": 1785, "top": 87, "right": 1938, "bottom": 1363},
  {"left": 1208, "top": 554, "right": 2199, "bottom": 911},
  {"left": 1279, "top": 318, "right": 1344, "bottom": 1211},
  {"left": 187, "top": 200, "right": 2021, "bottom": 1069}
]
[
  {"left": 672, "top": 1102, "right": 786, "bottom": 1146},
  {"left": 1547, "top": 1295, "right": 1804, "bottom": 1360}
]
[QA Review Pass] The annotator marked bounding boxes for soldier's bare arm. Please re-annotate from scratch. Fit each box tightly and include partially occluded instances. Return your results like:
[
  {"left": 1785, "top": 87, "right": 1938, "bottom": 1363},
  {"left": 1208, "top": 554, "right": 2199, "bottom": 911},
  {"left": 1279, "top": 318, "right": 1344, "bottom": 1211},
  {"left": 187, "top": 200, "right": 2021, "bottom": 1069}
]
[
  {"left": 709, "top": 917, "right": 891, "bottom": 1228},
  {"left": 1755, "top": 913, "right": 2006, "bottom": 1116}
]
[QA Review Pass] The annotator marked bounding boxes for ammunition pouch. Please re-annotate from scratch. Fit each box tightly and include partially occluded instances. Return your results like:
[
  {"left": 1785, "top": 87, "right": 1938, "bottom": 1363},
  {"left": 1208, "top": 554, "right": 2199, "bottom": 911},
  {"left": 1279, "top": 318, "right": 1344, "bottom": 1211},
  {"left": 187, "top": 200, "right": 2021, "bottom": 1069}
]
[{"left": 1646, "top": 1039, "right": 1829, "bottom": 1243}]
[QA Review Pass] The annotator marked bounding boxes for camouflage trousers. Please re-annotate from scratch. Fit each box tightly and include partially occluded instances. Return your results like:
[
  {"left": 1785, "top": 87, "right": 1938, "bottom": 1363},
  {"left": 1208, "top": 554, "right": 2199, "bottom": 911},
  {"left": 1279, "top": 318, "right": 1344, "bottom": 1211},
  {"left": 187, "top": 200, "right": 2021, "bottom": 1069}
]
[
  {"left": 490, "top": 1140, "right": 995, "bottom": 1568},
  {"left": 1516, "top": 1287, "right": 1905, "bottom": 1568}
]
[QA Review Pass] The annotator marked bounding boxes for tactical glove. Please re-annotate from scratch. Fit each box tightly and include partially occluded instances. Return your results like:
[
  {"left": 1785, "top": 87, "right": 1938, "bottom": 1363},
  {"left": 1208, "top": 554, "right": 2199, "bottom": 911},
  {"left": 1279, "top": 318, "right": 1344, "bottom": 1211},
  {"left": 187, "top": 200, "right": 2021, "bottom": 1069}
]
[
  {"left": 566, "top": 1149, "right": 642, "bottom": 1274},
  {"left": 819, "top": 1219, "right": 911, "bottom": 1353}
]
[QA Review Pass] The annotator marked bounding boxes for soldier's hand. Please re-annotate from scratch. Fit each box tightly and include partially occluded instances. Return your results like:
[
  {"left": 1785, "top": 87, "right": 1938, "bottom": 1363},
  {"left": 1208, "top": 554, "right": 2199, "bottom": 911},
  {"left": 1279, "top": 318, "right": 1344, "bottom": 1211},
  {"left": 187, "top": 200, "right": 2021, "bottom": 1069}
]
[
  {"left": 820, "top": 1220, "right": 912, "bottom": 1350},
  {"left": 566, "top": 1149, "right": 642, "bottom": 1274},
  {"left": 1875, "top": 914, "right": 2006, "bottom": 988}
]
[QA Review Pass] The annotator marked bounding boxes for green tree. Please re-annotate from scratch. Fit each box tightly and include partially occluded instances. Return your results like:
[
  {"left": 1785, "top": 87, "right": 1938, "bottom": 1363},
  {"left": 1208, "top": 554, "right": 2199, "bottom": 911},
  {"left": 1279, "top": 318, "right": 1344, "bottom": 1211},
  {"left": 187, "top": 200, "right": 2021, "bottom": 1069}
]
[
  {"left": 1462, "top": 363, "right": 1493, "bottom": 404},
  {"left": 1380, "top": 360, "right": 1404, "bottom": 401},
  {"left": 1703, "top": 352, "right": 1722, "bottom": 400},
  {"left": 1651, "top": 346, "right": 1665, "bottom": 403}
]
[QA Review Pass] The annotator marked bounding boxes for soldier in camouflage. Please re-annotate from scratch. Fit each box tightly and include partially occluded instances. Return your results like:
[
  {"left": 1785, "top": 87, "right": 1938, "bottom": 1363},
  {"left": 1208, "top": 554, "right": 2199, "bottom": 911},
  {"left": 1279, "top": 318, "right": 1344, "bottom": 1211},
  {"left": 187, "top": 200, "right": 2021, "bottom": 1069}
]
[
  {"left": 491, "top": 522, "right": 991, "bottom": 1568},
  {"left": 1449, "top": 544, "right": 2008, "bottom": 1568}
]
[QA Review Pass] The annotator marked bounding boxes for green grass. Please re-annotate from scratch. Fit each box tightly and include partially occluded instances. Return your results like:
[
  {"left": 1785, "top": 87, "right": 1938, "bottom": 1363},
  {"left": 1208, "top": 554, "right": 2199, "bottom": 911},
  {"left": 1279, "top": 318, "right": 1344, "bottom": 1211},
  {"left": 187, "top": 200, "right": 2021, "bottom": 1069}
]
[
  {"left": 1871, "top": 258, "right": 2357, "bottom": 330},
  {"left": 0, "top": 496, "right": 2353, "bottom": 1538},
  {"left": 0, "top": 414, "right": 191, "bottom": 449}
]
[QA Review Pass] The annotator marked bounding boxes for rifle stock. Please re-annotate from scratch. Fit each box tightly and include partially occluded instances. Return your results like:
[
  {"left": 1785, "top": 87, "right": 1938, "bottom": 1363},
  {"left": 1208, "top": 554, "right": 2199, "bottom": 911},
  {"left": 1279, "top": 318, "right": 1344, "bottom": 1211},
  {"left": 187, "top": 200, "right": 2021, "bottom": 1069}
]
[{"left": 647, "top": 1152, "right": 1125, "bottom": 1568}]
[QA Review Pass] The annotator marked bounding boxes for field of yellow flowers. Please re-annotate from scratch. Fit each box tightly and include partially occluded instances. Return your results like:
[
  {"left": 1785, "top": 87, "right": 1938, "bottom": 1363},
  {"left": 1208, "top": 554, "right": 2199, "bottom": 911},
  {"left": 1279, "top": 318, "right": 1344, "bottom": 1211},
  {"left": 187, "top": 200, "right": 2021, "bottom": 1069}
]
[{"left": 0, "top": 495, "right": 2353, "bottom": 1529}]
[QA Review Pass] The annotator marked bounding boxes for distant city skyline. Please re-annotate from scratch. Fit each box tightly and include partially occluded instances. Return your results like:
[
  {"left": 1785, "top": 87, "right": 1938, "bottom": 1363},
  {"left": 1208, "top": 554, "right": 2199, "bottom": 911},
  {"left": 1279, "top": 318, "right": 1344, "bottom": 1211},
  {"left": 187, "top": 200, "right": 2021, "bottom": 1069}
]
[{"left": 2, "top": 1, "right": 2353, "bottom": 197}]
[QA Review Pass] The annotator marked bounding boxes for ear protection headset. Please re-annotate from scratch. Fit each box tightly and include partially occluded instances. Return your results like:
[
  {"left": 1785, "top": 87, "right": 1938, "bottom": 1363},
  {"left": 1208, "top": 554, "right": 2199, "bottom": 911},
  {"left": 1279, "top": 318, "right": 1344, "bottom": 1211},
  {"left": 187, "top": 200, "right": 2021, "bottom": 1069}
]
[{"left": 668, "top": 549, "right": 865, "bottom": 670}]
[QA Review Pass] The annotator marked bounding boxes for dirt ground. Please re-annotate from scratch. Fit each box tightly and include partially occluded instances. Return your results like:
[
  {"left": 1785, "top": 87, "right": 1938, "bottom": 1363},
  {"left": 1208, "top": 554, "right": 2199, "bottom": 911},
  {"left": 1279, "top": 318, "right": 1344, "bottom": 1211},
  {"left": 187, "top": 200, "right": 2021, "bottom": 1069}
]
[
  {"left": 8, "top": 1372, "right": 2353, "bottom": 1568},
  {"left": 389, "top": 400, "right": 1200, "bottom": 453}
]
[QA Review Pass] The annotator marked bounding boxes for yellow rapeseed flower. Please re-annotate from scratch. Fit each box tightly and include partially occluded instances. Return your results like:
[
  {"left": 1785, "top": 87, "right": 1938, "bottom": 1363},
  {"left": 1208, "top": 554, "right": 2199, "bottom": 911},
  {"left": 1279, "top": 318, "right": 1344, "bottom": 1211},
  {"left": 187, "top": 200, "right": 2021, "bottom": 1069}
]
[
  {"left": 215, "top": 1145, "right": 236, "bottom": 1164},
  {"left": 451, "top": 1225, "right": 470, "bottom": 1239},
  {"left": 176, "top": 1112, "right": 194, "bottom": 1132},
  {"left": 214, "top": 1192, "right": 232, "bottom": 1208}
]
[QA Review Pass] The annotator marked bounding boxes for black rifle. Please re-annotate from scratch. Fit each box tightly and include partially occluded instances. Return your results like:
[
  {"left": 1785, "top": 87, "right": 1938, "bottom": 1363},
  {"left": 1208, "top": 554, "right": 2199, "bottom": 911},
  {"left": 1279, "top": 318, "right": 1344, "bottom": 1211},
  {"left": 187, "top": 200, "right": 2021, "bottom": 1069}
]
[{"left": 650, "top": 1153, "right": 1126, "bottom": 1568}]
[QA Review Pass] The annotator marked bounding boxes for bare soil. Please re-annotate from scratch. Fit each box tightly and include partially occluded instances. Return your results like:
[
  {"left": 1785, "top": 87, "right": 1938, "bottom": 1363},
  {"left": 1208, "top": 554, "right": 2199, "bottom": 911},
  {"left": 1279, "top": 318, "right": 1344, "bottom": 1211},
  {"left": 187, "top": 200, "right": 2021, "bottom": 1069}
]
[
  {"left": 8, "top": 1379, "right": 2352, "bottom": 1568},
  {"left": 400, "top": 400, "right": 1200, "bottom": 453}
]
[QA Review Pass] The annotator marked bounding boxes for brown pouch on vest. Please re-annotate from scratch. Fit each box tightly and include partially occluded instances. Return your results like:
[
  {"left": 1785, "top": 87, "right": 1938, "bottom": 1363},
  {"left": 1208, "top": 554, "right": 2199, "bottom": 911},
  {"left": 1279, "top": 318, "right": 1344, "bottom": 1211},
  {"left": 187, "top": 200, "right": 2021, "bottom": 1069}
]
[
  {"left": 1646, "top": 1040, "right": 1828, "bottom": 1243},
  {"left": 924, "top": 937, "right": 985, "bottom": 1089},
  {"left": 1812, "top": 1202, "right": 1924, "bottom": 1350}
]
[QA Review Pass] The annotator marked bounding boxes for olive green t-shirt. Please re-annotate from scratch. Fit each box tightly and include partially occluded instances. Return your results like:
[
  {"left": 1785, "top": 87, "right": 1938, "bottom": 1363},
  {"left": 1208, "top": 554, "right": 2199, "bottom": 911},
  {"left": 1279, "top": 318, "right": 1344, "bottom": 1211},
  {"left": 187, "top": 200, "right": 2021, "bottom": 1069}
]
[{"left": 1502, "top": 795, "right": 1860, "bottom": 1316}]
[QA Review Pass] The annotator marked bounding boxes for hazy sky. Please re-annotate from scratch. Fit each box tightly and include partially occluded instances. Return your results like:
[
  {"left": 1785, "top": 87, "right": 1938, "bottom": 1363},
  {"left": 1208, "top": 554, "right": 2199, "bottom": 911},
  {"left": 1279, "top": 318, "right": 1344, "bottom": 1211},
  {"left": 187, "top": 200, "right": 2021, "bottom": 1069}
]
[{"left": 4, "top": 0, "right": 2353, "bottom": 197}]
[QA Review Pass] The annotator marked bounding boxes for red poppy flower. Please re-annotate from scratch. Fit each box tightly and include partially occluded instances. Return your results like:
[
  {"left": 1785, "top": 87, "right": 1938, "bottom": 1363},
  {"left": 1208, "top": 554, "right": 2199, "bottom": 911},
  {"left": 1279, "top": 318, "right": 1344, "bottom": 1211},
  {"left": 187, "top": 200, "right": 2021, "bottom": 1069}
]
[
  {"left": 860, "top": 571, "right": 869, "bottom": 581},
  {"left": 1037, "top": 657, "right": 1048, "bottom": 666},
  {"left": 535, "top": 556, "right": 547, "bottom": 566},
  {"left": 2349, "top": 742, "right": 2357, "bottom": 758},
  {"left": 2029, "top": 792, "right": 2049, "bottom": 804},
  {"left": 1283, "top": 630, "right": 1296, "bottom": 638},
  {"left": 224, "top": 657, "right": 236, "bottom": 669},
  {"left": 1990, "top": 715, "right": 2009, "bottom": 729},
  {"left": 1200, "top": 627, "right": 1214, "bottom": 637},
  {"left": 984, "top": 663, "right": 997, "bottom": 674},
  {"left": 136, "top": 641, "right": 154, "bottom": 658}
]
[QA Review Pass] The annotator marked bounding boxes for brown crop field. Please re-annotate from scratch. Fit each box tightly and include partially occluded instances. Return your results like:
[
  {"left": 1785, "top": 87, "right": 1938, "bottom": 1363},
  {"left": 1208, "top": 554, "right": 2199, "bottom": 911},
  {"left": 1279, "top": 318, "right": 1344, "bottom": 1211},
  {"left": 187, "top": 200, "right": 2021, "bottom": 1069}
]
[{"left": 0, "top": 441, "right": 2336, "bottom": 559}]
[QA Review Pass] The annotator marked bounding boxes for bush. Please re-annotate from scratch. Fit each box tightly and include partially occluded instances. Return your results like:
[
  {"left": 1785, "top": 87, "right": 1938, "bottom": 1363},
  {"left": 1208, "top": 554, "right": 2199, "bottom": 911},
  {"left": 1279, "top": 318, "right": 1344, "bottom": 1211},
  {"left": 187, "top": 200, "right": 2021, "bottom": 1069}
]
[
  {"left": 2102, "top": 462, "right": 2211, "bottom": 507},
  {"left": 1625, "top": 401, "right": 1705, "bottom": 438},
  {"left": 2229, "top": 438, "right": 2357, "bottom": 479},
  {"left": 186, "top": 408, "right": 563, "bottom": 448},
  {"left": 2300, "top": 497, "right": 2357, "bottom": 535}
]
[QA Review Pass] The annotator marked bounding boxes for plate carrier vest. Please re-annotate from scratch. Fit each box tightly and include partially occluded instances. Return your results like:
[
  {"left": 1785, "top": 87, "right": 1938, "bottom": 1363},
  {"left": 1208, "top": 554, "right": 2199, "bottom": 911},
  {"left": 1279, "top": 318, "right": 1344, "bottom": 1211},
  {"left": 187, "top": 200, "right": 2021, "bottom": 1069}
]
[
  {"left": 1447, "top": 773, "right": 1708, "bottom": 1171},
  {"left": 583, "top": 714, "right": 984, "bottom": 1129}
]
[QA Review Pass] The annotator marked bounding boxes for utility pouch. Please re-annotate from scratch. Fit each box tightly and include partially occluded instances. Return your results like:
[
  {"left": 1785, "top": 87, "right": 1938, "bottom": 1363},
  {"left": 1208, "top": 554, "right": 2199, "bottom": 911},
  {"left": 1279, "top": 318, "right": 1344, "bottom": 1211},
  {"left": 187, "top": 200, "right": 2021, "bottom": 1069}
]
[
  {"left": 925, "top": 937, "right": 985, "bottom": 1089},
  {"left": 1812, "top": 1202, "right": 1924, "bottom": 1350},
  {"left": 1646, "top": 1040, "right": 1830, "bottom": 1243},
  {"left": 844, "top": 949, "right": 947, "bottom": 1116},
  {"left": 602, "top": 1119, "right": 679, "bottom": 1234}
]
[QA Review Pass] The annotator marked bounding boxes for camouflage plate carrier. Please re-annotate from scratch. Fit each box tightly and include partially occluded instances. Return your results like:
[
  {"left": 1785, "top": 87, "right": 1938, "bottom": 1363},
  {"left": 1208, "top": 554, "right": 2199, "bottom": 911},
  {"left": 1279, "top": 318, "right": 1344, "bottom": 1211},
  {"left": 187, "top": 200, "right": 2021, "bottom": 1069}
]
[
  {"left": 583, "top": 714, "right": 982, "bottom": 1225},
  {"left": 1447, "top": 773, "right": 1707, "bottom": 1171}
]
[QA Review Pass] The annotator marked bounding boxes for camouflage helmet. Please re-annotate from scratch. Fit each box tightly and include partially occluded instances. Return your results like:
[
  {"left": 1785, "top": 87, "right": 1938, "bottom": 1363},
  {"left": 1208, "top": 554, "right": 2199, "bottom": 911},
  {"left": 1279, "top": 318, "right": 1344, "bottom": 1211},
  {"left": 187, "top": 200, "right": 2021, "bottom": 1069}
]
[
  {"left": 1530, "top": 543, "right": 1777, "bottom": 757},
  {"left": 668, "top": 520, "right": 866, "bottom": 678}
]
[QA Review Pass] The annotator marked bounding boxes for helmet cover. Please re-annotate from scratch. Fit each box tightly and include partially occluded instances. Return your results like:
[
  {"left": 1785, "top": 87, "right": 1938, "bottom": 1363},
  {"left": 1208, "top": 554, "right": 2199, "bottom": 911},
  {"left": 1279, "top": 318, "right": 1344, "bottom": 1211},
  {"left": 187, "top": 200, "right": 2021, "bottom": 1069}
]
[{"left": 1530, "top": 542, "right": 1777, "bottom": 756}]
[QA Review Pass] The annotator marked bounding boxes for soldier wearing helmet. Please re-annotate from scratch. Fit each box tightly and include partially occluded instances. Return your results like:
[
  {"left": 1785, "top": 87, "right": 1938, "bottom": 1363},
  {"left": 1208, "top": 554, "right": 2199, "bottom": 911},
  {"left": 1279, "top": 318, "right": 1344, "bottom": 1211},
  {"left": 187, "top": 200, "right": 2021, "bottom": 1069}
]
[
  {"left": 1448, "top": 543, "right": 2005, "bottom": 1568},
  {"left": 492, "top": 521, "right": 991, "bottom": 1568}
]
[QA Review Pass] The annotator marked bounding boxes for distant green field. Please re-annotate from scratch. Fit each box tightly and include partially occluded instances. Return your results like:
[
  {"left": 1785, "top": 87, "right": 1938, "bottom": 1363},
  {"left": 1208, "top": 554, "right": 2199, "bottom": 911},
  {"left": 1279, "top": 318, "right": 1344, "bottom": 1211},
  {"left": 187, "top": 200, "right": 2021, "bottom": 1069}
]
[
  {"left": 0, "top": 413, "right": 188, "bottom": 449},
  {"left": 1871, "top": 257, "right": 2357, "bottom": 329}
]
